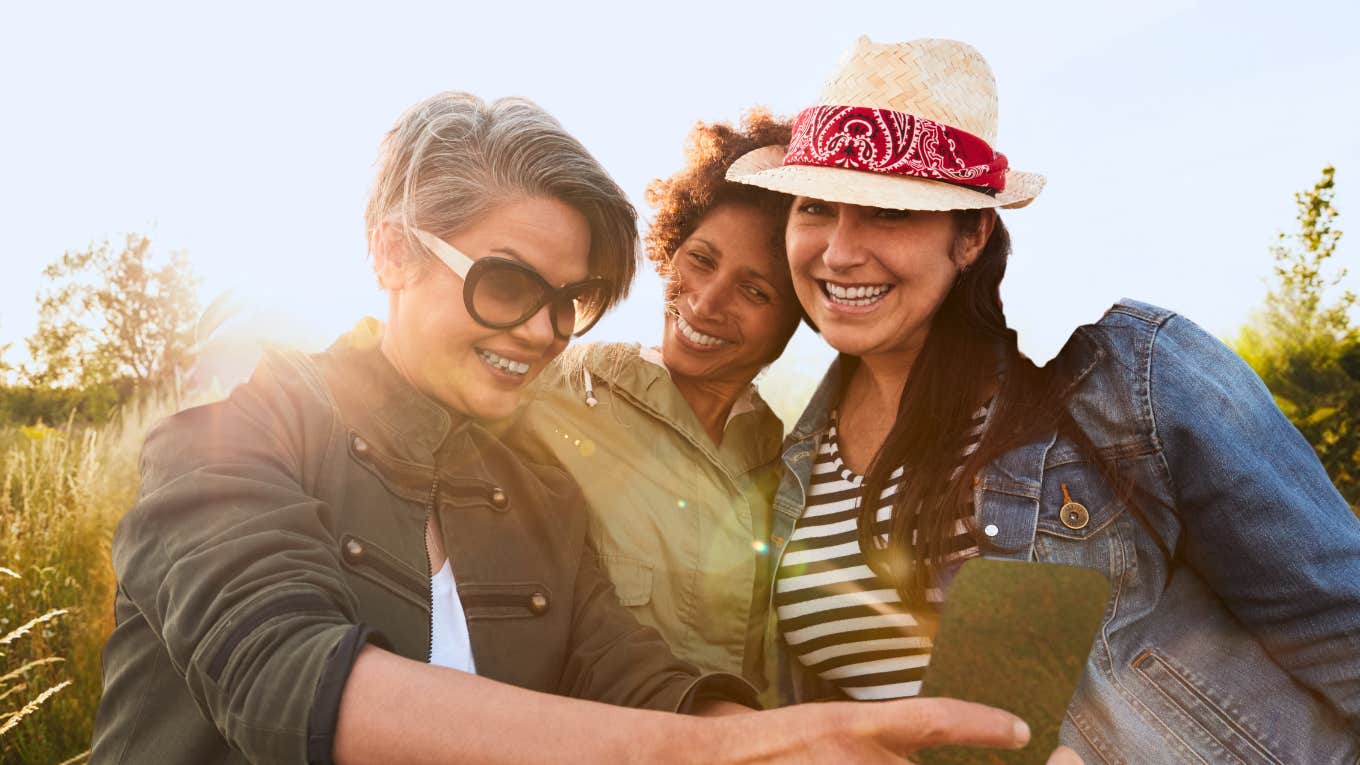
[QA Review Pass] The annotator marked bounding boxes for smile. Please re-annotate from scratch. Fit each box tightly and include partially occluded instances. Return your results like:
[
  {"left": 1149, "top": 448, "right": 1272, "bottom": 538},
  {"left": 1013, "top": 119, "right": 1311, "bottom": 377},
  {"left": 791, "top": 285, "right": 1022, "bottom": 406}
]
[
  {"left": 477, "top": 349, "right": 530, "bottom": 376},
  {"left": 675, "top": 315, "right": 732, "bottom": 347},
  {"left": 821, "top": 280, "right": 894, "bottom": 307}
]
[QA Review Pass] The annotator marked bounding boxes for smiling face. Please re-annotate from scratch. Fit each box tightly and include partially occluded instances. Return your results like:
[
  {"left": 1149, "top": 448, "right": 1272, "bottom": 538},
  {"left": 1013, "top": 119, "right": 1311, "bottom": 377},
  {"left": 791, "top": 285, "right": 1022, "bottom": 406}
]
[
  {"left": 785, "top": 197, "right": 990, "bottom": 362},
  {"left": 660, "top": 202, "right": 802, "bottom": 386},
  {"left": 377, "top": 196, "right": 592, "bottom": 419}
]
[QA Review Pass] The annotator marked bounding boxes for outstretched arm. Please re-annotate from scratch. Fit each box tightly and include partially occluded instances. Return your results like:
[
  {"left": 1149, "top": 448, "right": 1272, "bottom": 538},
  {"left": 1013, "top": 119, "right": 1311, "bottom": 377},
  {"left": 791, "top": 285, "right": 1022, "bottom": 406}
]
[{"left": 334, "top": 645, "right": 1038, "bottom": 764}]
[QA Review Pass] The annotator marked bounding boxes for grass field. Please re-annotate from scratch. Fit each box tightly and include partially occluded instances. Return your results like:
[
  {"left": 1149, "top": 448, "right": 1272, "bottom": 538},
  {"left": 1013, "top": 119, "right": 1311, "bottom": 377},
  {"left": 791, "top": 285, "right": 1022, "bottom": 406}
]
[{"left": 0, "top": 408, "right": 158, "bottom": 765}]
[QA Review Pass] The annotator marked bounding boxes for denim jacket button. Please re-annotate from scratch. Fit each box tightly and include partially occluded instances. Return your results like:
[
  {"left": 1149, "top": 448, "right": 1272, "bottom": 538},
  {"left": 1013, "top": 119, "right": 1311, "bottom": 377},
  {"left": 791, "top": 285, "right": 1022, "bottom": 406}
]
[
  {"left": 984, "top": 524, "right": 999, "bottom": 537},
  {"left": 1061, "top": 502, "right": 1090, "bottom": 530}
]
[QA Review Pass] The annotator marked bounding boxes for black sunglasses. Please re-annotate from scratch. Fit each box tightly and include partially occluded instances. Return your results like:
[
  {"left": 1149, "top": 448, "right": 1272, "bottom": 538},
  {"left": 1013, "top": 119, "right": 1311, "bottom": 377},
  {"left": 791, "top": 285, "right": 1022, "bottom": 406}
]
[{"left": 413, "top": 229, "right": 610, "bottom": 339}]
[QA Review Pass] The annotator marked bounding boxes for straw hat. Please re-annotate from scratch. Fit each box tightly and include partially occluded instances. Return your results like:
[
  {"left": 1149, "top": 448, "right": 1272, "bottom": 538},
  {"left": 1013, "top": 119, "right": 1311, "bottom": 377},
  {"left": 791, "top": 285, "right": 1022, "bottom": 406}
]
[{"left": 727, "top": 37, "right": 1043, "bottom": 211}]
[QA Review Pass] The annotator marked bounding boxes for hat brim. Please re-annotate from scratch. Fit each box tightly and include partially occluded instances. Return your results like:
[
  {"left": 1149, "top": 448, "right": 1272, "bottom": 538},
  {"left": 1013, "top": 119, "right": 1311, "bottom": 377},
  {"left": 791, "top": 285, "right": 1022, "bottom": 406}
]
[{"left": 726, "top": 145, "right": 1044, "bottom": 211}]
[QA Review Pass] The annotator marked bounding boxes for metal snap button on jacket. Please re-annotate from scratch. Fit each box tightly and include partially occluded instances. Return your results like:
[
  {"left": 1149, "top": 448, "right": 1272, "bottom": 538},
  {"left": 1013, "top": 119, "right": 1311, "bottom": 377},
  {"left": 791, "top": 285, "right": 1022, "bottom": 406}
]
[
  {"left": 490, "top": 488, "right": 509, "bottom": 510},
  {"left": 528, "top": 591, "right": 550, "bottom": 615},
  {"left": 342, "top": 538, "right": 366, "bottom": 563},
  {"left": 1059, "top": 483, "right": 1090, "bottom": 530},
  {"left": 1061, "top": 503, "right": 1090, "bottom": 530},
  {"left": 351, "top": 435, "right": 370, "bottom": 457}
]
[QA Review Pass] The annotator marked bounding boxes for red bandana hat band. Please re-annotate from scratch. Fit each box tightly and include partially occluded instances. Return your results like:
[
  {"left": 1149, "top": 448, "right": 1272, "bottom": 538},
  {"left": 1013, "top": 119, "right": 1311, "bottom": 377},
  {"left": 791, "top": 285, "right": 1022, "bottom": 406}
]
[{"left": 784, "top": 105, "right": 1009, "bottom": 195}]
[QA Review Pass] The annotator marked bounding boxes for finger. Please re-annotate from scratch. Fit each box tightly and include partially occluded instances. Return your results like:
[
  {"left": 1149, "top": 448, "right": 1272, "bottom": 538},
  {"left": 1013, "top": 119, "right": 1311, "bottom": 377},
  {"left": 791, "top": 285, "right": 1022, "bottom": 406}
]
[
  {"left": 872, "top": 697, "right": 1030, "bottom": 752},
  {"left": 1046, "top": 745, "right": 1084, "bottom": 765}
]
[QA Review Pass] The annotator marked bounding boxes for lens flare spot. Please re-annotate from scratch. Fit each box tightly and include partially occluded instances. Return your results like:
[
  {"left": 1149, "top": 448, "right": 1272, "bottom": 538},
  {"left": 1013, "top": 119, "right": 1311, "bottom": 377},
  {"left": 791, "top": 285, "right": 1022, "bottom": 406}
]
[
  {"left": 676, "top": 499, "right": 687, "bottom": 509},
  {"left": 752, "top": 540, "right": 769, "bottom": 554},
  {"left": 578, "top": 439, "right": 596, "bottom": 457}
]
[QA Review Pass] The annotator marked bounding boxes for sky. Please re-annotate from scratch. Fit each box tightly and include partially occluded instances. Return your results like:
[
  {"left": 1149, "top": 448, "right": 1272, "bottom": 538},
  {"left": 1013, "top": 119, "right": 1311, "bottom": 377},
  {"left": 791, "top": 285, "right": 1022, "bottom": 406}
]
[{"left": 2, "top": 1, "right": 1357, "bottom": 421}]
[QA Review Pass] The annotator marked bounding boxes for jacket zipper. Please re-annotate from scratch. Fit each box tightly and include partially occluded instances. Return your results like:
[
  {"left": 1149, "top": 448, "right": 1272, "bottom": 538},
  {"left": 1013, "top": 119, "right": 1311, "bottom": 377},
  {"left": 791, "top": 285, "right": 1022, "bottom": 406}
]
[{"left": 424, "top": 476, "right": 440, "bottom": 663}]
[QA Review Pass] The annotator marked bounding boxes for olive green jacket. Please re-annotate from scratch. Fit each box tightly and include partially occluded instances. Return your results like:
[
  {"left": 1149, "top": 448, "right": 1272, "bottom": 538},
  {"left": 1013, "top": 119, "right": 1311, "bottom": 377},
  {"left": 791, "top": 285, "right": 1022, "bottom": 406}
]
[
  {"left": 91, "top": 329, "right": 755, "bottom": 765},
  {"left": 503, "top": 344, "right": 785, "bottom": 705}
]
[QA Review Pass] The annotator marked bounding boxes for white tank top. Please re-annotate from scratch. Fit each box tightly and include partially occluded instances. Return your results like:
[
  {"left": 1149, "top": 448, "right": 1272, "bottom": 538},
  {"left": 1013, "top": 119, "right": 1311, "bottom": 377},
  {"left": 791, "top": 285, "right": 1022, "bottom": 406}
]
[{"left": 429, "top": 559, "right": 477, "bottom": 673}]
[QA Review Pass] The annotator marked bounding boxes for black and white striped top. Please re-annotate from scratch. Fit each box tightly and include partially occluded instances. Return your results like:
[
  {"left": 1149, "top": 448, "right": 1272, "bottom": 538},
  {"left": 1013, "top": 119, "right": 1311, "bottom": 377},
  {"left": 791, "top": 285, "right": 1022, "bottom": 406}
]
[{"left": 774, "top": 404, "right": 989, "bottom": 700}]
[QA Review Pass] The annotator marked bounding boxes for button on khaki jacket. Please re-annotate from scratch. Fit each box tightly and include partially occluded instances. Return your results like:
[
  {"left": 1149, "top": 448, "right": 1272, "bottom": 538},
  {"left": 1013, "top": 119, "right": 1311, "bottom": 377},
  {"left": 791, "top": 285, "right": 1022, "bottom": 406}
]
[
  {"left": 503, "top": 344, "right": 785, "bottom": 705},
  {"left": 92, "top": 328, "right": 754, "bottom": 765}
]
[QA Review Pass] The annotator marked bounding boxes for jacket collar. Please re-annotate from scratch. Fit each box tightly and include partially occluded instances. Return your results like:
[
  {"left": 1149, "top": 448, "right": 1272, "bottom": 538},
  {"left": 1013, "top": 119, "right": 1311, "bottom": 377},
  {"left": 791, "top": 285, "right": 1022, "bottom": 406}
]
[
  {"left": 786, "top": 353, "right": 853, "bottom": 444},
  {"left": 1051, "top": 325, "right": 1106, "bottom": 398},
  {"left": 586, "top": 344, "right": 783, "bottom": 480},
  {"left": 323, "top": 318, "right": 462, "bottom": 465}
]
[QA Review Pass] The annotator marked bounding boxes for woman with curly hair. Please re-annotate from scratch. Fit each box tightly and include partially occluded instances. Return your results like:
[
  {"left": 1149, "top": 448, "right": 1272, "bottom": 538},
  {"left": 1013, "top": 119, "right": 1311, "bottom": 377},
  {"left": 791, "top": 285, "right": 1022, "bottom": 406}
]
[{"left": 506, "top": 110, "right": 804, "bottom": 702}]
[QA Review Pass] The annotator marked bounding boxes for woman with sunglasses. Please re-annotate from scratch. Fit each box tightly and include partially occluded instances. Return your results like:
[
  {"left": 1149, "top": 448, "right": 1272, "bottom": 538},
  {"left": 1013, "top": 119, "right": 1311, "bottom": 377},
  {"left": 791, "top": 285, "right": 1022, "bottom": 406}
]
[
  {"left": 728, "top": 38, "right": 1360, "bottom": 762},
  {"left": 92, "top": 91, "right": 1042, "bottom": 764},
  {"left": 505, "top": 111, "right": 803, "bottom": 703}
]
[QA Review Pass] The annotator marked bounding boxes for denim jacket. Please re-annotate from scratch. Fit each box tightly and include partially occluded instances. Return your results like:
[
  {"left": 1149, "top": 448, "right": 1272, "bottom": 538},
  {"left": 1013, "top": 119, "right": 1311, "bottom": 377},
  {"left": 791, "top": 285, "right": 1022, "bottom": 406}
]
[{"left": 771, "top": 300, "right": 1360, "bottom": 764}]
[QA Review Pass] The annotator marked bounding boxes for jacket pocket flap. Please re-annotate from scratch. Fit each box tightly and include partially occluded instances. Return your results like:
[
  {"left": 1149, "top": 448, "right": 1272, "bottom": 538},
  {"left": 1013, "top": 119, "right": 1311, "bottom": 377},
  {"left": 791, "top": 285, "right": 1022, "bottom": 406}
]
[
  {"left": 338, "top": 533, "right": 429, "bottom": 610},
  {"left": 596, "top": 554, "right": 653, "bottom": 607},
  {"left": 457, "top": 582, "right": 552, "bottom": 620}
]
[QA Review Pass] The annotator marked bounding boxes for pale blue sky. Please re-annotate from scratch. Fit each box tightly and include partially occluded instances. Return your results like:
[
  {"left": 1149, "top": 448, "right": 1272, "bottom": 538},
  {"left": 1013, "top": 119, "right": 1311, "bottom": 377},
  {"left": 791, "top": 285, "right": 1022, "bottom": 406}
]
[{"left": 2, "top": 1, "right": 1356, "bottom": 419}]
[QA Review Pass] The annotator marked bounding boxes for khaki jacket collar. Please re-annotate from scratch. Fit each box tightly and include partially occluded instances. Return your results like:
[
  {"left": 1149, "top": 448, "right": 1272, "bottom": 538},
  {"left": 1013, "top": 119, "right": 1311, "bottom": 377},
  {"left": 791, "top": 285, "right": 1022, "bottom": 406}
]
[{"left": 584, "top": 344, "right": 783, "bottom": 481}]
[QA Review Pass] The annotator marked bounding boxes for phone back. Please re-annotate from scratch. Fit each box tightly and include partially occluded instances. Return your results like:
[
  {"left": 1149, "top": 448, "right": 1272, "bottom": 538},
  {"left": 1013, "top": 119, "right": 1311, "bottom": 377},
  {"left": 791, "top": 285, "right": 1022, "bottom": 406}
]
[{"left": 917, "top": 559, "right": 1110, "bottom": 765}]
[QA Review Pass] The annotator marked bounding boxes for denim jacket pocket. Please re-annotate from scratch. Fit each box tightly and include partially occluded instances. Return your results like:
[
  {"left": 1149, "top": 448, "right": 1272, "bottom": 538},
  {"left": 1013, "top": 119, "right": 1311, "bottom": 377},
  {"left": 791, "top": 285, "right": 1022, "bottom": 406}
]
[
  {"left": 1132, "top": 649, "right": 1286, "bottom": 765},
  {"left": 596, "top": 554, "right": 653, "bottom": 607},
  {"left": 1036, "top": 445, "right": 1152, "bottom": 541}
]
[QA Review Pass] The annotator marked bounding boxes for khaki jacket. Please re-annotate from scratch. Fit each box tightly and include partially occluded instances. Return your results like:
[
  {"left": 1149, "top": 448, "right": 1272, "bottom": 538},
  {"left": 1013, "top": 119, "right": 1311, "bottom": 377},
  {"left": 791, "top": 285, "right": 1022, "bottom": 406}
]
[
  {"left": 504, "top": 344, "right": 784, "bottom": 705},
  {"left": 91, "top": 328, "right": 754, "bottom": 765}
]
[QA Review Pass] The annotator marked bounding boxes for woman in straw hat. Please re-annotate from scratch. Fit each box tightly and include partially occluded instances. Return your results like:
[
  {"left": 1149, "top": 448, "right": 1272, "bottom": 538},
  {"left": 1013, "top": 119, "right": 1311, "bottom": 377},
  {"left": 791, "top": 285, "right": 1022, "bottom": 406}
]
[
  {"left": 729, "top": 37, "right": 1360, "bottom": 763},
  {"left": 506, "top": 109, "right": 803, "bottom": 706},
  {"left": 93, "top": 90, "right": 1045, "bottom": 764}
]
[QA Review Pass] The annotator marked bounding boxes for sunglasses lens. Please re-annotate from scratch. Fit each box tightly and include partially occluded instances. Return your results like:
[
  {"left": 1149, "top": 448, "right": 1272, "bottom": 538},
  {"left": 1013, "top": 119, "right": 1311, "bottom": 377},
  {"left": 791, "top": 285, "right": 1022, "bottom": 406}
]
[
  {"left": 469, "top": 264, "right": 545, "bottom": 327},
  {"left": 465, "top": 258, "right": 610, "bottom": 337},
  {"left": 557, "top": 283, "right": 610, "bottom": 337}
]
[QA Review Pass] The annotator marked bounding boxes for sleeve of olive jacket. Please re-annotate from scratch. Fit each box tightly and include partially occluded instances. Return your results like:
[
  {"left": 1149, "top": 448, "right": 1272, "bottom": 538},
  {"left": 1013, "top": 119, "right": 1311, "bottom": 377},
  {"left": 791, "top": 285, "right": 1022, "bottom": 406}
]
[
  {"left": 111, "top": 357, "right": 381, "bottom": 764},
  {"left": 1148, "top": 314, "right": 1360, "bottom": 732},
  {"left": 556, "top": 542, "right": 759, "bottom": 712}
]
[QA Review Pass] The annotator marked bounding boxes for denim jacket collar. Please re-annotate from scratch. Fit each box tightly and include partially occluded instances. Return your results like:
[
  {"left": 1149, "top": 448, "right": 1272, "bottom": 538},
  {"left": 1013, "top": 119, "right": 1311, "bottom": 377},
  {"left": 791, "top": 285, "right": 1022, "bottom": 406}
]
[
  {"left": 774, "top": 334, "right": 1103, "bottom": 550},
  {"left": 786, "top": 353, "right": 852, "bottom": 444}
]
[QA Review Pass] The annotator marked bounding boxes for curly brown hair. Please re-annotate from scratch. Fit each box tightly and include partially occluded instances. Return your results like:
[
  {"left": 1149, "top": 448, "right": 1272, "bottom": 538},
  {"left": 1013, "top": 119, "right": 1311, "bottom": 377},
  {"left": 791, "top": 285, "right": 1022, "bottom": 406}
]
[{"left": 644, "top": 109, "right": 793, "bottom": 276}]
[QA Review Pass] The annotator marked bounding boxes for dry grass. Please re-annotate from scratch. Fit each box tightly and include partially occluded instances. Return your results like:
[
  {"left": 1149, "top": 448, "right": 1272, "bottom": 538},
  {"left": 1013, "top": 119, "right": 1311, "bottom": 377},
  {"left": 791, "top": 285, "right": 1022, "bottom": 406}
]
[{"left": 0, "top": 404, "right": 164, "bottom": 764}]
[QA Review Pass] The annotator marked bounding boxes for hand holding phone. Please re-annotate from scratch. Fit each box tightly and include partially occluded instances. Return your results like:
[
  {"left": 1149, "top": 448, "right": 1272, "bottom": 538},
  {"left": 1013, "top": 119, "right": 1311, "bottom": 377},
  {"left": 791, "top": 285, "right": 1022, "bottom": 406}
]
[{"left": 915, "top": 559, "right": 1110, "bottom": 765}]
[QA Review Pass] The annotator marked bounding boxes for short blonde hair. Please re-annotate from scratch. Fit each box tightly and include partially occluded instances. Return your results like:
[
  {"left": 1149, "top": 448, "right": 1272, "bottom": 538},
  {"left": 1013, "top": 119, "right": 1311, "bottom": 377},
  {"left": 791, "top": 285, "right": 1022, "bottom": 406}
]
[{"left": 365, "top": 92, "right": 638, "bottom": 317}]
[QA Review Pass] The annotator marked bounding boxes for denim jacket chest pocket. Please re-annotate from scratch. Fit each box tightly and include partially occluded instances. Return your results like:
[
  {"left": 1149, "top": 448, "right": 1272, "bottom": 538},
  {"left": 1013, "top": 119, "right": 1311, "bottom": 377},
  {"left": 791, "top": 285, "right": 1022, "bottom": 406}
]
[
  {"left": 1036, "top": 443, "right": 1137, "bottom": 540},
  {"left": 974, "top": 434, "right": 1154, "bottom": 584}
]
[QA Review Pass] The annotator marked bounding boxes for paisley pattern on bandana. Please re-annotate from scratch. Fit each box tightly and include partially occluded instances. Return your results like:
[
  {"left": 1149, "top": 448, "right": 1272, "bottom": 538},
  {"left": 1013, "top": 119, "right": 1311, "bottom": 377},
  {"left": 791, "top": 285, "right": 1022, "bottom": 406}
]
[{"left": 784, "top": 105, "right": 1008, "bottom": 194}]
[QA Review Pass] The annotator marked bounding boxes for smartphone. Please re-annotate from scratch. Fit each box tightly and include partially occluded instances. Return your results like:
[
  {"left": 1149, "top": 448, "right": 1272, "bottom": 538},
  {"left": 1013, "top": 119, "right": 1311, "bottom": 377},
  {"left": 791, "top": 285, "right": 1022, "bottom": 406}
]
[{"left": 915, "top": 558, "right": 1110, "bottom": 765}]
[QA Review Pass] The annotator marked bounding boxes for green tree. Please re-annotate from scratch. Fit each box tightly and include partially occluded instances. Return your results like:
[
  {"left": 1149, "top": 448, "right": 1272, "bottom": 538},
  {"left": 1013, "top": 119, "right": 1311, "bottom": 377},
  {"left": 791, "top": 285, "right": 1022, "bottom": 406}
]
[
  {"left": 24, "top": 234, "right": 200, "bottom": 398},
  {"left": 1235, "top": 165, "right": 1360, "bottom": 513}
]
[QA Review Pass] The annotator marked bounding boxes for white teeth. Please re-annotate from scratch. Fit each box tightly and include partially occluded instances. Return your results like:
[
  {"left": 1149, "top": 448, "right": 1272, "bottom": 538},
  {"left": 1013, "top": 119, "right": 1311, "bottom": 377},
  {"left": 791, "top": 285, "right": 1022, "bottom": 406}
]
[
  {"left": 478, "top": 350, "right": 530, "bottom": 376},
  {"left": 824, "top": 282, "right": 891, "bottom": 306},
  {"left": 676, "top": 315, "right": 731, "bottom": 347}
]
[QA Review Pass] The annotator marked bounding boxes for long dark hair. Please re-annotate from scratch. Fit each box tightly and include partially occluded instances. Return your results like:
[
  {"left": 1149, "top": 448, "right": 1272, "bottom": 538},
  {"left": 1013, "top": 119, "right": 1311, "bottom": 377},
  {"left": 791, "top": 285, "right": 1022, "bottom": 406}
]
[{"left": 855, "top": 211, "right": 1073, "bottom": 611}]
